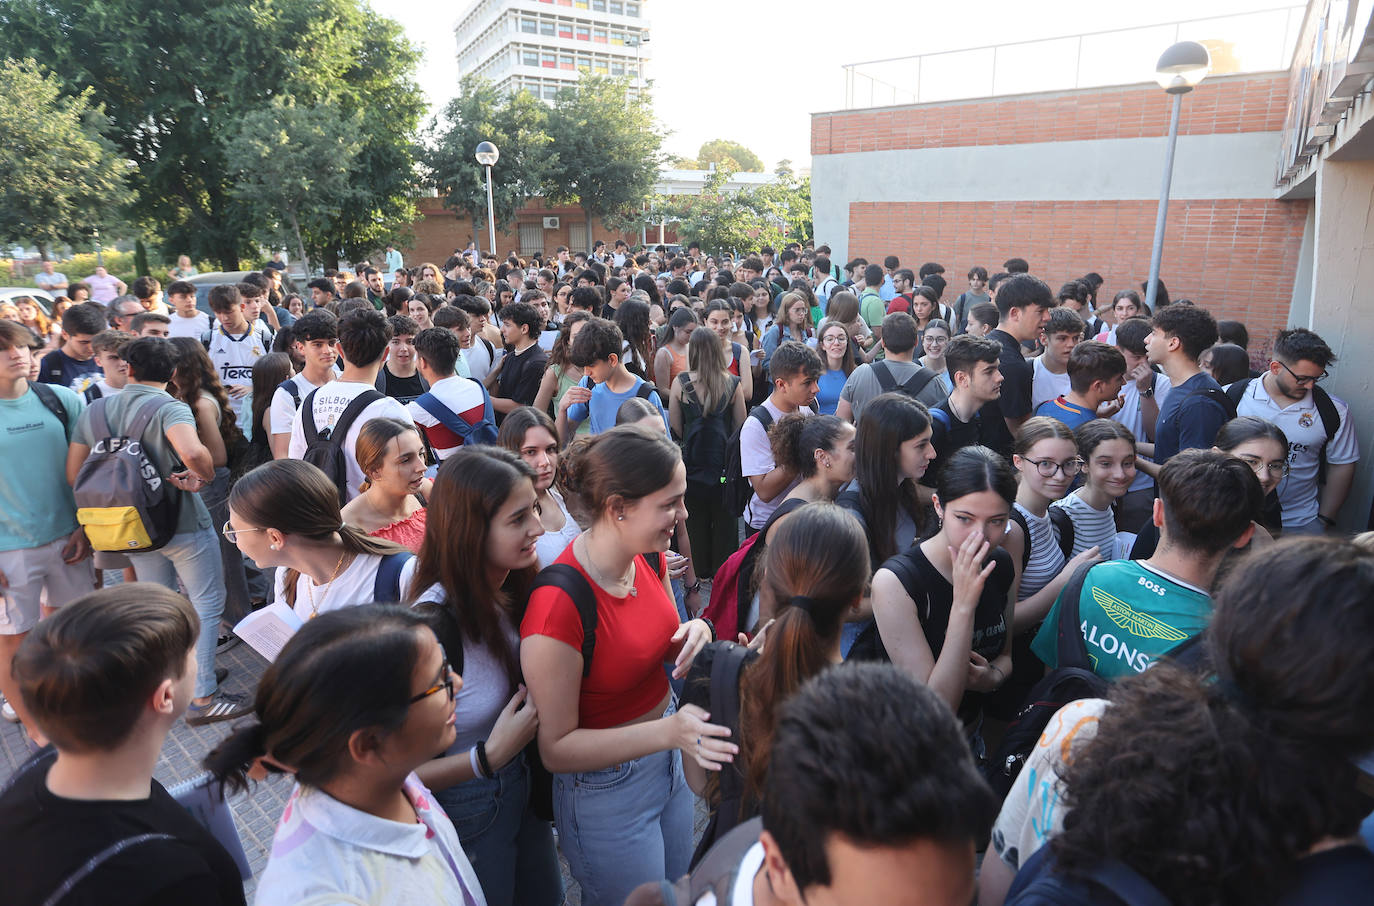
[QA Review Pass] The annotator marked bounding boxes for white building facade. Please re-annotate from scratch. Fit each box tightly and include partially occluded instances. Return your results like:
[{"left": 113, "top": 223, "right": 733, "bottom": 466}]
[{"left": 454, "top": 0, "right": 651, "bottom": 101}]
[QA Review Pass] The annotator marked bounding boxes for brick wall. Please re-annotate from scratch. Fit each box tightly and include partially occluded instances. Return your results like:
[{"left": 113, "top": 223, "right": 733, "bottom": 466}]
[
  {"left": 846, "top": 197, "right": 1309, "bottom": 344},
  {"left": 404, "top": 197, "right": 646, "bottom": 265},
  {"left": 812, "top": 72, "right": 1289, "bottom": 154}
]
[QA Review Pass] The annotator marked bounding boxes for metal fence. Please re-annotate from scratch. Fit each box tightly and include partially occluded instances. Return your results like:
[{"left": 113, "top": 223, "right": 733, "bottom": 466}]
[{"left": 842, "top": 6, "right": 1305, "bottom": 109}]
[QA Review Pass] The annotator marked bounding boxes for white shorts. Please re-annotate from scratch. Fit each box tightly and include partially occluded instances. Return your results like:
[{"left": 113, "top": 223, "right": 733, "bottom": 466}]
[{"left": 0, "top": 536, "right": 95, "bottom": 634}]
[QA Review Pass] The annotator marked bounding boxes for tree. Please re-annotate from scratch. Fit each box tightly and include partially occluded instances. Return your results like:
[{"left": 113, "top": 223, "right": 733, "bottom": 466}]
[
  {"left": 424, "top": 77, "right": 553, "bottom": 246},
  {"left": 224, "top": 98, "right": 361, "bottom": 273},
  {"left": 0, "top": 0, "right": 424, "bottom": 271},
  {"left": 696, "top": 139, "right": 765, "bottom": 173},
  {"left": 658, "top": 167, "right": 813, "bottom": 255},
  {"left": 0, "top": 58, "right": 129, "bottom": 258},
  {"left": 544, "top": 76, "right": 663, "bottom": 248}
]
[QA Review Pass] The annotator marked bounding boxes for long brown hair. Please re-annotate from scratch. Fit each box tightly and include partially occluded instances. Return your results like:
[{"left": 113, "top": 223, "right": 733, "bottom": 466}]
[
  {"left": 168, "top": 336, "right": 244, "bottom": 452},
  {"left": 405, "top": 447, "right": 537, "bottom": 686},
  {"left": 549, "top": 310, "right": 591, "bottom": 371},
  {"left": 738, "top": 503, "right": 868, "bottom": 801},
  {"left": 230, "top": 460, "right": 406, "bottom": 608},
  {"left": 686, "top": 326, "right": 731, "bottom": 413}
]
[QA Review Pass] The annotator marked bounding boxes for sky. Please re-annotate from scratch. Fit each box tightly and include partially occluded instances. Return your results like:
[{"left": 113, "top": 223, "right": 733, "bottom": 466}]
[{"left": 377, "top": 0, "right": 1300, "bottom": 171}]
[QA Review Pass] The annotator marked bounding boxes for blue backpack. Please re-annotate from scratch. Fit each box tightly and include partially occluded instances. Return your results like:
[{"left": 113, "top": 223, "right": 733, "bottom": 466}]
[{"left": 412, "top": 382, "right": 498, "bottom": 447}]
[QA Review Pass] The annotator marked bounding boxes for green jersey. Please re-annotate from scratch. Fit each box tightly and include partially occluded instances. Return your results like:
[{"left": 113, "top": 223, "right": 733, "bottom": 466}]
[{"left": 1031, "top": 560, "right": 1211, "bottom": 680}]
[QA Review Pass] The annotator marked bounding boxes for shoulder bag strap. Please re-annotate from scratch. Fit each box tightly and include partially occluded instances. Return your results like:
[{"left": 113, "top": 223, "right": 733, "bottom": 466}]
[
  {"left": 528, "top": 563, "right": 599, "bottom": 677},
  {"left": 709, "top": 643, "right": 753, "bottom": 816},
  {"left": 123, "top": 397, "right": 176, "bottom": 446},
  {"left": 328, "top": 389, "right": 385, "bottom": 442},
  {"left": 871, "top": 359, "right": 895, "bottom": 392},
  {"left": 301, "top": 387, "right": 322, "bottom": 444},
  {"left": 1055, "top": 561, "right": 1097, "bottom": 670}
]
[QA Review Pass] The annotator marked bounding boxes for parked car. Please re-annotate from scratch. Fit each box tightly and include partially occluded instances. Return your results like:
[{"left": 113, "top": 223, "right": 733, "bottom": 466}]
[
  {"left": 0, "top": 287, "right": 58, "bottom": 315},
  {"left": 185, "top": 271, "right": 261, "bottom": 316}
]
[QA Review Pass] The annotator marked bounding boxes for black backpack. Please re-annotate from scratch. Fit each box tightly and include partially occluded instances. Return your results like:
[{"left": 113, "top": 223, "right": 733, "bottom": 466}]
[
  {"left": 1007, "top": 506, "right": 1076, "bottom": 573},
  {"left": 518, "top": 563, "right": 602, "bottom": 677},
  {"left": 871, "top": 359, "right": 938, "bottom": 401},
  {"left": 679, "top": 373, "right": 740, "bottom": 488},
  {"left": 28, "top": 382, "right": 72, "bottom": 442},
  {"left": 689, "top": 641, "right": 754, "bottom": 868},
  {"left": 1225, "top": 378, "right": 1340, "bottom": 481},
  {"left": 300, "top": 387, "right": 384, "bottom": 503},
  {"left": 984, "top": 561, "right": 1108, "bottom": 799},
  {"left": 722, "top": 405, "right": 774, "bottom": 518}
]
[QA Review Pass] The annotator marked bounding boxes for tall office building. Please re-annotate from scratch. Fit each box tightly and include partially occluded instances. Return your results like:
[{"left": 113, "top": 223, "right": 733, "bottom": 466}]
[{"left": 454, "top": 0, "right": 651, "bottom": 102}]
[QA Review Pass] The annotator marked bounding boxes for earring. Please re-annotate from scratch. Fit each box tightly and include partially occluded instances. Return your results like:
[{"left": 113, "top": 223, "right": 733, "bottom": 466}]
[
  {"left": 617, "top": 515, "right": 624, "bottom": 521},
  {"left": 270, "top": 543, "right": 279, "bottom": 550}
]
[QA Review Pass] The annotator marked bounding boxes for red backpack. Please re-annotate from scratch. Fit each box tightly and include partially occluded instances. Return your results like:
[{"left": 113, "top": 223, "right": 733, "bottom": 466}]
[{"left": 702, "top": 534, "right": 761, "bottom": 640}]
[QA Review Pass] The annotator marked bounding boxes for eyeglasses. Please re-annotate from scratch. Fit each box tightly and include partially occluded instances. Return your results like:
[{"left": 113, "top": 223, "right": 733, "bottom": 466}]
[
  {"left": 1236, "top": 455, "right": 1289, "bottom": 480},
  {"left": 1022, "top": 457, "right": 1084, "bottom": 478},
  {"left": 924, "top": 336, "right": 949, "bottom": 347},
  {"left": 409, "top": 661, "right": 456, "bottom": 705},
  {"left": 1277, "top": 361, "right": 1328, "bottom": 386},
  {"left": 821, "top": 334, "right": 849, "bottom": 344},
  {"left": 221, "top": 521, "right": 263, "bottom": 543}
]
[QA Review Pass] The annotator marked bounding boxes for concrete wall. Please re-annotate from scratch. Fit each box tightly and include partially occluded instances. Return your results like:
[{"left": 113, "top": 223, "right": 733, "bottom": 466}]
[{"left": 811, "top": 73, "right": 1308, "bottom": 342}]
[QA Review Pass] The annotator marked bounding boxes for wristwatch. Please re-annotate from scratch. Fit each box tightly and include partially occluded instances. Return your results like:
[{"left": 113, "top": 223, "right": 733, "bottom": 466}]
[{"left": 1139, "top": 385, "right": 1154, "bottom": 398}]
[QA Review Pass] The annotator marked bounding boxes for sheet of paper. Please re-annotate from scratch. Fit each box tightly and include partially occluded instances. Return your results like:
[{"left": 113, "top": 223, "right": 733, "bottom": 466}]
[{"left": 232, "top": 600, "right": 303, "bottom": 662}]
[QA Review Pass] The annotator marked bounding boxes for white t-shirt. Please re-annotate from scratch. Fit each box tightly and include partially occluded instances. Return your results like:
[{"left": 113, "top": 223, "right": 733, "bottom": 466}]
[
  {"left": 206, "top": 321, "right": 273, "bottom": 414},
  {"left": 270, "top": 372, "right": 333, "bottom": 436},
  {"left": 534, "top": 488, "right": 581, "bottom": 569},
  {"left": 741, "top": 399, "right": 811, "bottom": 529},
  {"left": 1114, "top": 371, "right": 1172, "bottom": 494},
  {"left": 1031, "top": 356, "right": 1071, "bottom": 412},
  {"left": 1051, "top": 490, "right": 1119, "bottom": 559},
  {"left": 1233, "top": 376, "right": 1360, "bottom": 526},
  {"left": 167, "top": 311, "right": 210, "bottom": 339},
  {"left": 406, "top": 374, "right": 488, "bottom": 461},
  {"left": 274, "top": 553, "right": 419, "bottom": 622},
  {"left": 288, "top": 380, "right": 414, "bottom": 501},
  {"left": 464, "top": 335, "right": 501, "bottom": 383}
]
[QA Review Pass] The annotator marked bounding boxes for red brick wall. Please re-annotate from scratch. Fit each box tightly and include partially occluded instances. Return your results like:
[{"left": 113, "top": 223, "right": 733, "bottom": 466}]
[
  {"left": 812, "top": 72, "right": 1288, "bottom": 154},
  {"left": 404, "top": 197, "right": 648, "bottom": 265},
  {"left": 847, "top": 198, "right": 1309, "bottom": 344}
]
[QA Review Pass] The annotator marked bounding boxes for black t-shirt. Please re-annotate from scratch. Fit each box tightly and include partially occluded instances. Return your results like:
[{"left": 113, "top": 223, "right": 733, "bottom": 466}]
[
  {"left": 0, "top": 749, "right": 246, "bottom": 906},
  {"left": 877, "top": 544, "right": 1013, "bottom": 725},
  {"left": 38, "top": 348, "right": 101, "bottom": 388},
  {"left": 496, "top": 342, "right": 548, "bottom": 409},
  {"left": 377, "top": 366, "right": 426, "bottom": 405},
  {"left": 979, "top": 328, "right": 1030, "bottom": 457},
  {"left": 923, "top": 397, "right": 995, "bottom": 488}
]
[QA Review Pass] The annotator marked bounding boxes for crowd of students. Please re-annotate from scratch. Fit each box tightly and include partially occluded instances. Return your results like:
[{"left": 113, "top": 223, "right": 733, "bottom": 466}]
[{"left": 0, "top": 241, "right": 1371, "bottom": 905}]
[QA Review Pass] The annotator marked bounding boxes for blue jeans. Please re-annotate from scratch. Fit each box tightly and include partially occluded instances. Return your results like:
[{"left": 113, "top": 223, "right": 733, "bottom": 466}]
[
  {"left": 433, "top": 752, "right": 562, "bottom": 906},
  {"left": 127, "top": 526, "right": 225, "bottom": 698},
  {"left": 554, "top": 744, "right": 692, "bottom": 906}
]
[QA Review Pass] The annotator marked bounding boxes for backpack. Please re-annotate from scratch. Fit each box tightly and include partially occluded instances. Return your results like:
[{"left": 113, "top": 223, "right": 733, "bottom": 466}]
[
  {"left": 28, "top": 382, "right": 72, "bottom": 442},
  {"left": 518, "top": 562, "right": 604, "bottom": 677},
  {"left": 679, "top": 374, "right": 740, "bottom": 487},
  {"left": 412, "top": 383, "right": 498, "bottom": 447},
  {"left": 1005, "top": 845, "right": 1173, "bottom": 906},
  {"left": 300, "top": 387, "right": 385, "bottom": 503},
  {"left": 983, "top": 561, "right": 1108, "bottom": 799},
  {"left": 846, "top": 549, "right": 937, "bottom": 663},
  {"left": 702, "top": 534, "right": 761, "bottom": 640},
  {"left": 871, "top": 359, "right": 938, "bottom": 401},
  {"left": 1226, "top": 378, "right": 1340, "bottom": 482},
  {"left": 372, "top": 551, "right": 414, "bottom": 603},
  {"left": 1007, "top": 507, "right": 1076, "bottom": 573},
  {"left": 639, "top": 817, "right": 763, "bottom": 906},
  {"left": 689, "top": 642, "right": 755, "bottom": 867},
  {"left": 722, "top": 406, "right": 774, "bottom": 518},
  {"left": 73, "top": 397, "right": 182, "bottom": 552},
  {"left": 1187, "top": 385, "right": 1238, "bottom": 421},
  {"left": 278, "top": 378, "right": 302, "bottom": 410}
]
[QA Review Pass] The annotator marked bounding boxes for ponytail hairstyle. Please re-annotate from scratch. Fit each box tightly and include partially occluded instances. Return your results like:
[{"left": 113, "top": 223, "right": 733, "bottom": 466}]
[
  {"left": 769, "top": 413, "right": 849, "bottom": 479},
  {"left": 1053, "top": 538, "right": 1374, "bottom": 905},
  {"left": 852, "top": 393, "right": 932, "bottom": 565},
  {"left": 204, "top": 605, "right": 431, "bottom": 794},
  {"left": 560, "top": 424, "right": 682, "bottom": 528},
  {"left": 229, "top": 460, "right": 406, "bottom": 609},
  {"left": 738, "top": 503, "right": 868, "bottom": 800},
  {"left": 354, "top": 417, "right": 424, "bottom": 493}
]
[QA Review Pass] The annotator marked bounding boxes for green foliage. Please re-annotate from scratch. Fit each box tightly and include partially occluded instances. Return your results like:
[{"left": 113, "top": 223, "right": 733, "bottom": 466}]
[
  {"left": 225, "top": 97, "right": 362, "bottom": 271},
  {"left": 423, "top": 77, "right": 554, "bottom": 236},
  {"left": 0, "top": 59, "right": 130, "bottom": 254},
  {"left": 658, "top": 169, "right": 813, "bottom": 256},
  {"left": 695, "top": 139, "right": 765, "bottom": 173},
  {"left": 543, "top": 76, "right": 663, "bottom": 239},
  {"left": 0, "top": 0, "right": 424, "bottom": 270}
]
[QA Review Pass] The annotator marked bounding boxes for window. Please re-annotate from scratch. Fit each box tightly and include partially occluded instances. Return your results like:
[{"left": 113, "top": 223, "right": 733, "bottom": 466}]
[
  {"left": 559, "top": 54, "right": 574, "bottom": 70},
  {"left": 520, "top": 17, "right": 537, "bottom": 32},
  {"left": 611, "top": 30, "right": 624, "bottom": 44},
  {"left": 611, "top": 60, "right": 624, "bottom": 75},
  {"left": 518, "top": 222, "right": 545, "bottom": 257},
  {"left": 592, "top": 0, "right": 606, "bottom": 9},
  {"left": 575, "top": 25, "right": 590, "bottom": 40},
  {"left": 541, "top": 52, "right": 556, "bottom": 68},
  {"left": 575, "top": 0, "right": 588, "bottom": 6},
  {"left": 594, "top": 61, "right": 608, "bottom": 73},
  {"left": 576, "top": 55, "right": 591, "bottom": 71},
  {"left": 522, "top": 49, "right": 539, "bottom": 66},
  {"left": 593, "top": 27, "right": 607, "bottom": 42},
  {"left": 610, "top": 1, "right": 623, "bottom": 13},
  {"left": 558, "top": 22, "right": 573, "bottom": 37},
  {"left": 569, "top": 222, "right": 588, "bottom": 256},
  {"left": 542, "top": 84, "right": 559, "bottom": 100},
  {"left": 626, "top": 1, "right": 639, "bottom": 15},
  {"left": 540, "top": 19, "right": 555, "bottom": 35}
]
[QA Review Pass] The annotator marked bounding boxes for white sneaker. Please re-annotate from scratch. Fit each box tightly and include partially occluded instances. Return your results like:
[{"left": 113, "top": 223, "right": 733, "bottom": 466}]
[{"left": 1, "top": 698, "right": 18, "bottom": 723}]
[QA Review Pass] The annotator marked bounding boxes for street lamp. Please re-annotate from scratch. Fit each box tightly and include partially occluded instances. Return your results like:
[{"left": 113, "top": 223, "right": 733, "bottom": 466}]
[
  {"left": 475, "top": 141, "right": 499, "bottom": 259},
  {"left": 1144, "top": 41, "right": 1210, "bottom": 312}
]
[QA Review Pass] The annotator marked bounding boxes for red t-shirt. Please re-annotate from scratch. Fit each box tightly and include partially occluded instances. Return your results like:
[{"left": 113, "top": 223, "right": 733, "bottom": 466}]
[{"left": 520, "top": 546, "right": 678, "bottom": 729}]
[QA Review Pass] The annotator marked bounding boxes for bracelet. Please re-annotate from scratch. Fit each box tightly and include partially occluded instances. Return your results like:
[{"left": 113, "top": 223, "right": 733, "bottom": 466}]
[
  {"left": 1139, "top": 386, "right": 1154, "bottom": 398},
  {"left": 475, "top": 741, "right": 494, "bottom": 780},
  {"left": 1317, "top": 514, "right": 1337, "bottom": 527},
  {"left": 685, "top": 579, "right": 702, "bottom": 594},
  {"left": 469, "top": 746, "right": 487, "bottom": 780},
  {"left": 700, "top": 617, "right": 716, "bottom": 641}
]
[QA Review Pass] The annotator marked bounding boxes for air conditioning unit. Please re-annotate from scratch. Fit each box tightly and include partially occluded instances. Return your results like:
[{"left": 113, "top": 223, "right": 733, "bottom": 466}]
[{"left": 542, "top": 216, "right": 560, "bottom": 229}]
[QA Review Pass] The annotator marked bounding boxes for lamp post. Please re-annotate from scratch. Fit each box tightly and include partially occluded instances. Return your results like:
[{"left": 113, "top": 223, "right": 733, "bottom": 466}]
[
  {"left": 1144, "top": 41, "right": 1210, "bottom": 312},
  {"left": 475, "top": 141, "right": 499, "bottom": 260}
]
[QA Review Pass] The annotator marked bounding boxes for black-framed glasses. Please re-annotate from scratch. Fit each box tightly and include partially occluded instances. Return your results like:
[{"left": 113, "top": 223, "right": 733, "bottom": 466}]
[
  {"left": 409, "top": 661, "right": 456, "bottom": 705},
  {"left": 1236, "top": 454, "right": 1289, "bottom": 480},
  {"left": 1023, "top": 457, "right": 1084, "bottom": 478},
  {"left": 1278, "top": 361, "right": 1328, "bottom": 386}
]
